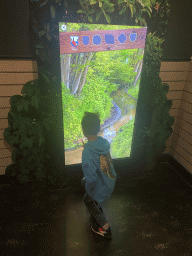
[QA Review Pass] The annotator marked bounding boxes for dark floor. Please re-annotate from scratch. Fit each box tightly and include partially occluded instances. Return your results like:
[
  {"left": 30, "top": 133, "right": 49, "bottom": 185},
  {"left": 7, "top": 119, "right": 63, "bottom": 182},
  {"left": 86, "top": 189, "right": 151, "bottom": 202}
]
[{"left": 1, "top": 162, "right": 192, "bottom": 256}]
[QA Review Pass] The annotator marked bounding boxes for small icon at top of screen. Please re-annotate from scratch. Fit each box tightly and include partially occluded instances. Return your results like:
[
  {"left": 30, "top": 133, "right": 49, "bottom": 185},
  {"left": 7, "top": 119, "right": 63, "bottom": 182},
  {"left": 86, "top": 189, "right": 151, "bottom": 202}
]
[{"left": 61, "top": 25, "right": 67, "bottom": 31}]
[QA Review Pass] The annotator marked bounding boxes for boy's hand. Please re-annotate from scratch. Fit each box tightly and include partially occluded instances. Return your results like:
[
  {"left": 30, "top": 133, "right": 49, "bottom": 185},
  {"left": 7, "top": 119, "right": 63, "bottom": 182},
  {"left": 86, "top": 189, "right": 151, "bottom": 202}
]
[{"left": 81, "top": 139, "right": 85, "bottom": 148}]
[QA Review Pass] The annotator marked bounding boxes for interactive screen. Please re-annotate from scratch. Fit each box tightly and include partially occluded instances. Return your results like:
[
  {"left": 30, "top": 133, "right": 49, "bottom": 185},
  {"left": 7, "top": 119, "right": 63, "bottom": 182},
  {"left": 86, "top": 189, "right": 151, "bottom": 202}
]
[{"left": 59, "top": 23, "right": 147, "bottom": 165}]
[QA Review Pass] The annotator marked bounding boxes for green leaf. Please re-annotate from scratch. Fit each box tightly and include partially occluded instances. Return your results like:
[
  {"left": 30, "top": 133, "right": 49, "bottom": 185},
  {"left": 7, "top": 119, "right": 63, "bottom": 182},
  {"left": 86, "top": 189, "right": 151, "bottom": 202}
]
[
  {"left": 20, "top": 139, "right": 27, "bottom": 150},
  {"left": 3, "top": 127, "right": 12, "bottom": 145},
  {"left": 50, "top": 5, "right": 56, "bottom": 19},
  {"left": 168, "top": 116, "right": 175, "bottom": 127},
  {"left": 140, "top": 18, "right": 147, "bottom": 26},
  {"left": 146, "top": 8, "right": 152, "bottom": 17},
  {"left": 40, "top": 0, "right": 49, "bottom": 8},
  {"left": 46, "top": 23, "right": 50, "bottom": 32},
  {"left": 107, "top": 6, "right": 115, "bottom": 12},
  {"left": 77, "top": 9, "right": 85, "bottom": 13},
  {"left": 161, "top": 83, "right": 169, "bottom": 93},
  {"left": 90, "top": 0, "right": 97, "bottom": 4},
  {"left": 23, "top": 101, "right": 29, "bottom": 112},
  {"left": 35, "top": 44, "right": 44, "bottom": 49},
  {"left": 39, "top": 30, "right": 46, "bottom": 38},
  {"left": 8, "top": 111, "right": 14, "bottom": 126},
  {"left": 89, "top": 9, "right": 95, "bottom": 14},
  {"left": 39, "top": 52, "right": 45, "bottom": 62},
  {"left": 12, "top": 148, "right": 21, "bottom": 163},
  {"left": 119, "top": 6, "right": 127, "bottom": 14},
  {"left": 96, "top": 11, "right": 102, "bottom": 21},
  {"left": 31, "top": 95, "right": 38, "bottom": 109},
  {"left": 88, "top": 15, "right": 93, "bottom": 22},
  {"left": 43, "top": 71, "right": 54, "bottom": 78},
  {"left": 46, "top": 33, "right": 52, "bottom": 41},
  {"left": 118, "top": 0, "right": 125, "bottom": 3},
  {"left": 138, "top": 0, "right": 144, "bottom": 7},
  {"left": 128, "top": 4, "right": 134, "bottom": 17},
  {"left": 40, "top": 72, "right": 50, "bottom": 84},
  {"left": 104, "top": 13, "right": 110, "bottom": 23},
  {"left": 99, "top": 1, "right": 102, "bottom": 7},
  {"left": 164, "top": 99, "right": 172, "bottom": 109}
]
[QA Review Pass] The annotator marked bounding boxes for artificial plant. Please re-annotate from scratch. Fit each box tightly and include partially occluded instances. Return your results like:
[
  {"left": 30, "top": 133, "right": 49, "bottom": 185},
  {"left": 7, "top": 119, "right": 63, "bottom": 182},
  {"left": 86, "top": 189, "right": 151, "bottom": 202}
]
[
  {"left": 138, "top": 31, "right": 175, "bottom": 170},
  {"left": 3, "top": 77, "right": 57, "bottom": 185}
]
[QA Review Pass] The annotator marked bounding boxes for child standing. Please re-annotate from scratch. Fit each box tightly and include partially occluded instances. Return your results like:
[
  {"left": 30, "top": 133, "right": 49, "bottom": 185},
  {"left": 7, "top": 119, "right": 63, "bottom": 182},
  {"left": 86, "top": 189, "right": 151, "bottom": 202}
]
[{"left": 81, "top": 111, "right": 117, "bottom": 239}]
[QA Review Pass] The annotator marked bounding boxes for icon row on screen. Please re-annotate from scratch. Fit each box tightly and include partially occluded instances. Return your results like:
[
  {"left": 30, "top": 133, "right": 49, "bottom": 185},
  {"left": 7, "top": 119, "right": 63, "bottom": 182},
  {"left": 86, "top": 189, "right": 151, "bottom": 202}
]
[{"left": 70, "top": 33, "right": 137, "bottom": 47}]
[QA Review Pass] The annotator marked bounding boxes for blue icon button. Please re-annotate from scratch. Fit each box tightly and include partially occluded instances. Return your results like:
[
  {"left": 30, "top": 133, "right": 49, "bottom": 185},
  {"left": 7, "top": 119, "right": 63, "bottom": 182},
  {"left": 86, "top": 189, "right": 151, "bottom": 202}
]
[
  {"left": 83, "top": 36, "right": 89, "bottom": 45},
  {"left": 105, "top": 34, "right": 114, "bottom": 44},
  {"left": 93, "top": 35, "right": 101, "bottom": 45},
  {"left": 118, "top": 34, "right": 126, "bottom": 43},
  {"left": 130, "top": 33, "right": 137, "bottom": 42}
]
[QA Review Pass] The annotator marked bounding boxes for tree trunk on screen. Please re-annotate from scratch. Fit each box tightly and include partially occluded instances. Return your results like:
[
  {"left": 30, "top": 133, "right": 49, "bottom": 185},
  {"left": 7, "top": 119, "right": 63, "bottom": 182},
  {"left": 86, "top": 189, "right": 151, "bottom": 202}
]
[
  {"left": 63, "top": 54, "right": 71, "bottom": 89},
  {"left": 133, "top": 59, "right": 143, "bottom": 87},
  {"left": 76, "top": 52, "right": 93, "bottom": 97},
  {"left": 134, "top": 58, "right": 142, "bottom": 73},
  {"left": 60, "top": 55, "right": 64, "bottom": 84},
  {"left": 69, "top": 53, "right": 83, "bottom": 93},
  {"left": 71, "top": 53, "right": 87, "bottom": 95},
  {"left": 131, "top": 48, "right": 144, "bottom": 87},
  {"left": 131, "top": 48, "right": 142, "bottom": 82}
]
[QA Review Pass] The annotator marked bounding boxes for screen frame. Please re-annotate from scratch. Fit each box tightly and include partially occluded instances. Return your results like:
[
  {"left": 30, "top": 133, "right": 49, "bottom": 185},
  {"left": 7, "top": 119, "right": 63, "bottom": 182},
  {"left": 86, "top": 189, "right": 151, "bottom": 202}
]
[{"left": 32, "top": 2, "right": 170, "bottom": 177}]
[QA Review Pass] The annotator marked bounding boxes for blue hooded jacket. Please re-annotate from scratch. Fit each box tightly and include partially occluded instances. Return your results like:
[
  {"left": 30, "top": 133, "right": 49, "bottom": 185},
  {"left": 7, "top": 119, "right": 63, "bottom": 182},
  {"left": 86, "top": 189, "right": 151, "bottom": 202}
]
[{"left": 82, "top": 136, "right": 117, "bottom": 203}]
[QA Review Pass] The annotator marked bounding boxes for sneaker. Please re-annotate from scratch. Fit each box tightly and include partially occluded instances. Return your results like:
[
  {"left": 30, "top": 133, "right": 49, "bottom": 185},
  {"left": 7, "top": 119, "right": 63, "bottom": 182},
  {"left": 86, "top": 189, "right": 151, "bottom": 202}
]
[{"left": 91, "top": 221, "right": 112, "bottom": 240}]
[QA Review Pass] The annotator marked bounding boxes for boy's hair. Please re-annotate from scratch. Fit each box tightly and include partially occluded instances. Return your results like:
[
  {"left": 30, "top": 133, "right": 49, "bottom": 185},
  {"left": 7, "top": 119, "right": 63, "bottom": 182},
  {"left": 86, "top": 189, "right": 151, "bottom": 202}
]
[{"left": 81, "top": 111, "right": 100, "bottom": 136}]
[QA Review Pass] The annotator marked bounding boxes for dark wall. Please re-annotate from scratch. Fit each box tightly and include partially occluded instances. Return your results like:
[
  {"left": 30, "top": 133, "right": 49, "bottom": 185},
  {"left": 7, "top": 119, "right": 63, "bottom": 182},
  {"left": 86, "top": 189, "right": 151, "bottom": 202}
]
[
  {"left": 0, "top": 0, "right": 191, "bottom": 61},
  {"left": 0, "top": 0, "right": 31, "bottom": 58},
  {"left": 162, "top": 0, "right": 192, "bottom": 61}
]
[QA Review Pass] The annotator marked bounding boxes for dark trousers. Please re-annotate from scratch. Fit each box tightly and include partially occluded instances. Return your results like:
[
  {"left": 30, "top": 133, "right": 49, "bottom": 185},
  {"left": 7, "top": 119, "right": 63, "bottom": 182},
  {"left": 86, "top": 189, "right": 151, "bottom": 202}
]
[{"left": 81, "top": 177, "right": 108, "bottom": 227}]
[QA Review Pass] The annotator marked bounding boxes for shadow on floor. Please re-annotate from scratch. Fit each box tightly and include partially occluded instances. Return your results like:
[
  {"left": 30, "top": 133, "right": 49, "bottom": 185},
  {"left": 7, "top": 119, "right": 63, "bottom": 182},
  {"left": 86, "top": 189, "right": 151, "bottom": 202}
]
[{"left": 1, "top": 162, "right": 192, "bottom": 256}]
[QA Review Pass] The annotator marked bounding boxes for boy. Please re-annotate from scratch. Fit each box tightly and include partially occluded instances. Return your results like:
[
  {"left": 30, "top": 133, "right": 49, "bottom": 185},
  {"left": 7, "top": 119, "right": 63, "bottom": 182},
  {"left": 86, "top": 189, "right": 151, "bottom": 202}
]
[{"left": 81, "top": 111, "right": 117, "bottom": 239}]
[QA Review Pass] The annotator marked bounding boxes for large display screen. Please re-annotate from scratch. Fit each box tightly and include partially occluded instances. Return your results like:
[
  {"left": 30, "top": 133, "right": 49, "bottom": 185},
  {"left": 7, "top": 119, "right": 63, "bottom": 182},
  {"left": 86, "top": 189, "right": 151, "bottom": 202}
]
[{"left": 59, "top": 23, "right": 147, "bottom": 165}]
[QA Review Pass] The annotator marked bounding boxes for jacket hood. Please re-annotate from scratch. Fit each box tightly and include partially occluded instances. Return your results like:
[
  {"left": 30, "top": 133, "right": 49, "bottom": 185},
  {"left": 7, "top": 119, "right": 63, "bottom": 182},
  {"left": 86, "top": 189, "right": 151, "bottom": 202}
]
[{"left": 83, "top": 136, "right": 110, "bottom": 155}]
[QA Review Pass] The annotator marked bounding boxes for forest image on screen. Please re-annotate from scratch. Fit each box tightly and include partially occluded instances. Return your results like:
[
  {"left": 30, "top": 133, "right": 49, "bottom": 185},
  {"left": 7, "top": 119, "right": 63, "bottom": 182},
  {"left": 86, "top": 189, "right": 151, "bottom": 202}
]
[{"left": 59, "top": 23, "right": 147, "bottom": 165}]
